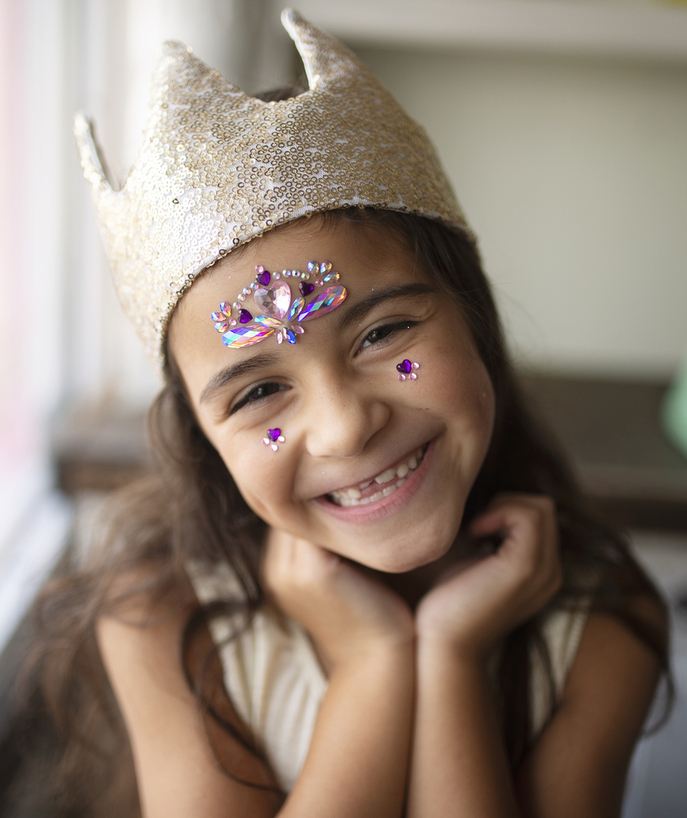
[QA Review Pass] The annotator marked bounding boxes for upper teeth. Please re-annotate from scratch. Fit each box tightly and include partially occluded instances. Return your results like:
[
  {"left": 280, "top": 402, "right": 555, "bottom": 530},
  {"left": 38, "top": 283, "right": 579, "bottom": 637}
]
[{"left": 327, "top": 447, "right": 425, "bottom": 507}]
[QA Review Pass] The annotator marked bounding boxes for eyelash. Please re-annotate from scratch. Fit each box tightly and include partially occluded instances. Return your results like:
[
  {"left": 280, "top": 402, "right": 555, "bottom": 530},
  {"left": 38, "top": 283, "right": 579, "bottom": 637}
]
[
  {"left": 229, "top": 320, "right": 418, "bottom": 414},
  {"left": 229, "top": 381, "right": 286, "bottom": 415},
  {"left": 358, "top": 319, "right": 418, "bottom": 352}
]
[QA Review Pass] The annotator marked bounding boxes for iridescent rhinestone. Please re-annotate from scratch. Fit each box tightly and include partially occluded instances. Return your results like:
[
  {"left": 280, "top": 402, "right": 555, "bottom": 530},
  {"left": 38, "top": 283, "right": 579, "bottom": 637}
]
[
  {"left": 222, "top": 325, "right": 274, "bottom": 347},
  {"left": 297, "top": 286, "right": 347, "bottom": 322},
  {"left": 237, "top": 294, "right": 245, "bottom": 302}
]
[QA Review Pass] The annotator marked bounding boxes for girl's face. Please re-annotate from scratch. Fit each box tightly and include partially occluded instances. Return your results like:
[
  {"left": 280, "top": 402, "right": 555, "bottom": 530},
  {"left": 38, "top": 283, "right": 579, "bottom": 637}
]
[{"left": 169, "top": 217, "right": 495, "bottom": 573}]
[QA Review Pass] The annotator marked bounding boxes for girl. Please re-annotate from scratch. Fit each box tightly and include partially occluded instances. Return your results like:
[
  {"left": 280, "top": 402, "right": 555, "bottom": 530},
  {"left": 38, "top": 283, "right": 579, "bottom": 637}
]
[{"left": 38, "top": 9, "right": 668, "bottom": 818}]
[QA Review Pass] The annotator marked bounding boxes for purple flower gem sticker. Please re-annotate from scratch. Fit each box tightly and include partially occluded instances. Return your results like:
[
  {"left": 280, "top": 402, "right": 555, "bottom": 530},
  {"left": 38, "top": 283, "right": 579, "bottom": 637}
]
[
  {"left": 396, "top": 359, "right": 419, "bottom": 381},
  {"left": 262, "top": 428, "right": 285, "bottom": 452}
]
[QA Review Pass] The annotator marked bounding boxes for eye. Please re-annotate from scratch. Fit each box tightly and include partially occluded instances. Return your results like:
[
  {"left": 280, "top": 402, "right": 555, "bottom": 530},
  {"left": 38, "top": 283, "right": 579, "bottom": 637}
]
[
  {"left": 358, "top": 320, "right": 418, "bottom": 352},
  {"left": 230, "top": 381, "right": 287, "bottom": 414}
]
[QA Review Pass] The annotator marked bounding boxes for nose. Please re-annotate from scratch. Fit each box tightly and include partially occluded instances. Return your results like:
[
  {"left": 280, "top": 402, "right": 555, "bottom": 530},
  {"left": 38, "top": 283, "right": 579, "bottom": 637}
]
[{"left": 303, "top": 370, "right": 389, "bottom": 459}]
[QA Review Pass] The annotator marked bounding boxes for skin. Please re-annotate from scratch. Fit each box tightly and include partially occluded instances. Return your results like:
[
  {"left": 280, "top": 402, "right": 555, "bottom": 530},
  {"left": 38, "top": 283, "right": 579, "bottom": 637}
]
[
  {"left": 171, "top": 217, "right": 495, "bottom": 575},
  {"left": 97, "top": 216, "right": 663, "bottom": 818}
]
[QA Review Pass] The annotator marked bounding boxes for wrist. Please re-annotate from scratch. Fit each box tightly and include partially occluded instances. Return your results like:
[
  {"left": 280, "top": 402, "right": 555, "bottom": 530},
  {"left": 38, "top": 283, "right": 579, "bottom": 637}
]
[
  {"left": 327, "top": 639, "right": 415, "bottom": 694},
  {"left": 416, "top": 630, "right": 494, "bottom": 669}
]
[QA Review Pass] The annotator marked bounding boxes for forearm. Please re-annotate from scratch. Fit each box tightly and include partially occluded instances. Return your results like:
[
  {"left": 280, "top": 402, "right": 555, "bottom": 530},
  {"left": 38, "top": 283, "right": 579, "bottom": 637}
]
[
  {"left": 280, "top": 643, "right": 414, "bottom": 818},
  {"left": 407, "top": 642, "right": 520, "bottom": 818}
]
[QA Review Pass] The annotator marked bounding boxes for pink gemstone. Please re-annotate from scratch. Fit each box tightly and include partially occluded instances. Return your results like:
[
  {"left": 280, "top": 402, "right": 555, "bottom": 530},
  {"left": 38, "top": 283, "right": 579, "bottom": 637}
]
[
  {"left": 396, "top": 359, "right": 412, "bottom": 374},
  {"left": 255, "top": 281, "right": 291, "bottom": 319}
]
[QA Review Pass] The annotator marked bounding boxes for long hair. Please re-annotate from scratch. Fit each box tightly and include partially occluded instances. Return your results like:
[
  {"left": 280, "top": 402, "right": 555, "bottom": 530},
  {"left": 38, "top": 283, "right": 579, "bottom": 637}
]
[{"left": 26, "top": 208, "right": 670, "bottom": 815}]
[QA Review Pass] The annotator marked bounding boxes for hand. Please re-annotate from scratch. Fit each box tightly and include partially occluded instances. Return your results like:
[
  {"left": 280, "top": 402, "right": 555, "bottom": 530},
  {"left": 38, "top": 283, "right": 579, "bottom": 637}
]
[
  {"left": 262, "top": 528, "right": 414, "bottom": 668},
  {"left": 415, "top": 493, "right": 562, "bottom": 660}
]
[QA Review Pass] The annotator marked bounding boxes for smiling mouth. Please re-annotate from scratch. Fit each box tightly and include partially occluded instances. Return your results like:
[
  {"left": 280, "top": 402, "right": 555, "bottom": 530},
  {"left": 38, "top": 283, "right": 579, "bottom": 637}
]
[{"left": 325, "top": 444, "right": 428, "bottom": 507}]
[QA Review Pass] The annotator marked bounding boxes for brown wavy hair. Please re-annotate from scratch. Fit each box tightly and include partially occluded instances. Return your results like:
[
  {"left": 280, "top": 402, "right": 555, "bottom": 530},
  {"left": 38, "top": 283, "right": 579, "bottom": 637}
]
[{"left": 26, "top": 208, "right": 670, "bottom": 816}]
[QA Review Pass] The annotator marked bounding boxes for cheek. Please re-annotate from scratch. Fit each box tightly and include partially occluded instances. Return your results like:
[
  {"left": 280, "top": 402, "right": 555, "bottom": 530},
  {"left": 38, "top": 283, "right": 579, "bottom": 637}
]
[
  {"left": 438, "top": 352, "right": 494, "bottom": 432},
  {"left": 219, "top": 442, "right": 298, "bottom": 526}
]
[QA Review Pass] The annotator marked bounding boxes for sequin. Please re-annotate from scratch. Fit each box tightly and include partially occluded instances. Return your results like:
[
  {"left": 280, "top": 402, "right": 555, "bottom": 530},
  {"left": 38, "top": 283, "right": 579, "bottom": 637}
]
[{"left": 74, "top": 9, "right": 470, "bottom": 378}]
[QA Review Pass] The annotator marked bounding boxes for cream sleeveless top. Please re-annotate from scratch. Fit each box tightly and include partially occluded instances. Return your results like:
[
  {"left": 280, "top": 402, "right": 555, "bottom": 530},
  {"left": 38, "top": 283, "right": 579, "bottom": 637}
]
[{"left": 188, "top": 561, "right": 588, "bottom": 792}]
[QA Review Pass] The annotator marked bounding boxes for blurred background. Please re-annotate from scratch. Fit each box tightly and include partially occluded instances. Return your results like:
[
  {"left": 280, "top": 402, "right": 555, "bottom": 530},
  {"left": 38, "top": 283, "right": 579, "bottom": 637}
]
[{"left": 1, "top": 0, "right": 687, "bottom": 815}]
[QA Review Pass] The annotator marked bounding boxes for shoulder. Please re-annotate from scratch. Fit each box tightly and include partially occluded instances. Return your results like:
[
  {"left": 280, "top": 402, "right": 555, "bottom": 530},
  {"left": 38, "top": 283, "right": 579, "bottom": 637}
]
[
  {"left": 516, "top": 595, "right": 667, "bottom": 817},
  {"left": 97, "top": 564, "right": 281, "bottom": 817}
]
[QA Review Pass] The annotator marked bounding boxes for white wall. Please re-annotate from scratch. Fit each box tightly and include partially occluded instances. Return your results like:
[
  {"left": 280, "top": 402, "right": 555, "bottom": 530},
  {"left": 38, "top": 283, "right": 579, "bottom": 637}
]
[
  {"left": 354, "top": 45, "right": 687, "bottom": 379},
  {"left": 67, "top": 1, "right": 687, "bottom": 405}
]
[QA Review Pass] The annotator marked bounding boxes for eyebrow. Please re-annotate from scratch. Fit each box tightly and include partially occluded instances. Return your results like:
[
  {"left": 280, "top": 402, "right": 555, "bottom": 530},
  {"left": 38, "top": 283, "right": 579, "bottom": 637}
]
[
  {"left": 333, "top": 283, "right": 437, "bottom": 332},
  {"left": 200, "top": 352, "right": 280, "bottom": 404}
]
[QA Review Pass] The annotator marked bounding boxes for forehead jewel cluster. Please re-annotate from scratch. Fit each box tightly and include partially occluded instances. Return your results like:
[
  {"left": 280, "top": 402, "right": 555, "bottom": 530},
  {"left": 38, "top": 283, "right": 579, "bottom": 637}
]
[
  {"left": 74, "top": 7, "right": 470, "bottom": 378},
  {"left": 213, "top": 261, "right": 345, "bottom": 347}
]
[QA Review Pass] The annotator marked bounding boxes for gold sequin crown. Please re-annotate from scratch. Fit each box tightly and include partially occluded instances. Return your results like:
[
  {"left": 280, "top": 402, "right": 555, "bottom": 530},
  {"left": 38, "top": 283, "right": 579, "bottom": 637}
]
[{"left": 75, "top": 8, "right": 469, "bottom": 375}]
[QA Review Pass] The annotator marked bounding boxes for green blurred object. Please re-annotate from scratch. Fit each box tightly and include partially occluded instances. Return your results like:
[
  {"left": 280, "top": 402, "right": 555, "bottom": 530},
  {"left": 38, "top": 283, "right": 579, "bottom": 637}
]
[{"left": 663, "top": 357, "right": 687, "bottom": 459}]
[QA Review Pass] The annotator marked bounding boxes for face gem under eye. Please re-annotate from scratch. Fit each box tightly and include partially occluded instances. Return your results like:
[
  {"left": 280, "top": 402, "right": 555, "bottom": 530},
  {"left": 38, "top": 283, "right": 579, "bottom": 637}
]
[
  {"left": 213, "top": 262, "right": 347, "bottom": 349},
  {"left": 396, "top": 359, "right": 420, "bottom": 381},
  {"left": 262, "top": 427, "right": 285, "bottom": 452}
]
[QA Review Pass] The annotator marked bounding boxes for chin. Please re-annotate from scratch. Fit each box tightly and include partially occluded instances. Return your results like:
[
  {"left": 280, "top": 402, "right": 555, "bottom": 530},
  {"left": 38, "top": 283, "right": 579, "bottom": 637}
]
[{"left": 347, "top": 533, "right": 455, "bottom": 575}]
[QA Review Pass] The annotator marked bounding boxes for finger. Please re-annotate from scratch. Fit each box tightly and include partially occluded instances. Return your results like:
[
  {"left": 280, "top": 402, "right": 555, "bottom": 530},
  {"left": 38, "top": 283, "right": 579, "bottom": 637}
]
[{"left": 470, "top": 503, "right": 556, "bottom": 562}]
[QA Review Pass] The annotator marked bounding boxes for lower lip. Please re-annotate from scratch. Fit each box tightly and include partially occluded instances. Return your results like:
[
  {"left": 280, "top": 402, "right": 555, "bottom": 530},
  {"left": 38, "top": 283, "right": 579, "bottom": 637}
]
[{"left": 311, "top": 438, "right": 437, "bottom": 524}]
